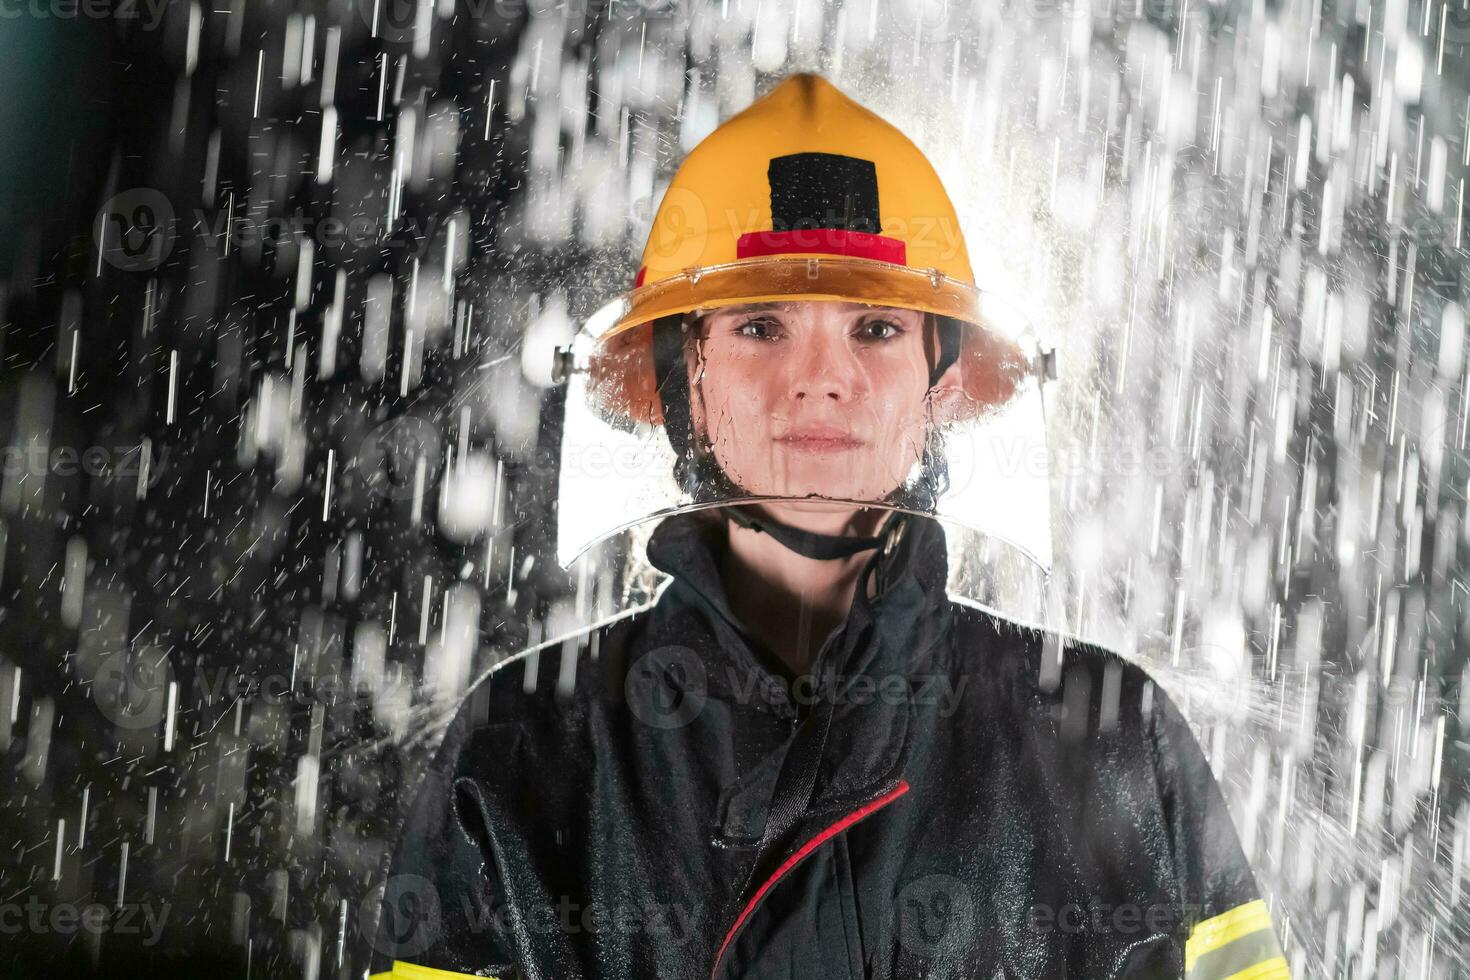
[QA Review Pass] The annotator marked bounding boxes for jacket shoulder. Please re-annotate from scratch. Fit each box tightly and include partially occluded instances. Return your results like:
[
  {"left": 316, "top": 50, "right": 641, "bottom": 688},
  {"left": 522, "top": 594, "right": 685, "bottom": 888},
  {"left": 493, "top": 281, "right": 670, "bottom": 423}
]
[
  {"left": 449, "top": 603, "right": 656, "bottom": 733},
  {"left": 945, "top": 597, "right": 1165, "bottom": 720}
]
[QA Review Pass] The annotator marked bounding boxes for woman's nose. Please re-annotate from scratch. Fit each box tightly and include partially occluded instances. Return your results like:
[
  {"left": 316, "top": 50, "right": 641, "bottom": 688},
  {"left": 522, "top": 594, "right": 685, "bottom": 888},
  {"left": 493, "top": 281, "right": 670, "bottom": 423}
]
[{"left": 786, "top": 333, "right": 865, "bottom": 402}]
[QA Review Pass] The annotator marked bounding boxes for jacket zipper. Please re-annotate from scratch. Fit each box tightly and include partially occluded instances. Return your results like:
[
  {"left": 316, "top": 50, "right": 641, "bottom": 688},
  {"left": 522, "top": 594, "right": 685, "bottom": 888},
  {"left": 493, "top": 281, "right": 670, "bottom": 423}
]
[{"left": 709, "top": 779, "right": 911, "bottom": 980}]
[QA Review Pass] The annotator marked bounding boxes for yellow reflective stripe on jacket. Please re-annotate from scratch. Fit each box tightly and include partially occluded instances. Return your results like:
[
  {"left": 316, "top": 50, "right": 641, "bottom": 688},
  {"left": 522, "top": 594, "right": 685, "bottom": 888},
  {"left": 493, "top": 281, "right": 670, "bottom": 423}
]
[
  {"left": 1184, "top": 900, "right": 1289, "bottom": 979},
  {"left": 368, "top": 961, "right": 502, "bottom": 980}
]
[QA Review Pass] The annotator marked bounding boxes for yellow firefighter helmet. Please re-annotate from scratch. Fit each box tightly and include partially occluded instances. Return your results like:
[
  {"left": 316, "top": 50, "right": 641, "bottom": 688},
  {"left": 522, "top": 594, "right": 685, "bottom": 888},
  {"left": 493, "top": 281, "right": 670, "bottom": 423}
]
[{"left": 578, "top": 72, "right": 1037, "bottom": 427}]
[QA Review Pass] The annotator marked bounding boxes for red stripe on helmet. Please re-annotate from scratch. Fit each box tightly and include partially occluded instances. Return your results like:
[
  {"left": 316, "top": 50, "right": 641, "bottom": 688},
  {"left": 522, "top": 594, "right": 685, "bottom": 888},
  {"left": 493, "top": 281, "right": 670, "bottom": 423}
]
[{"left": 735, "top": 228, "right": 907, "bottom": 264}]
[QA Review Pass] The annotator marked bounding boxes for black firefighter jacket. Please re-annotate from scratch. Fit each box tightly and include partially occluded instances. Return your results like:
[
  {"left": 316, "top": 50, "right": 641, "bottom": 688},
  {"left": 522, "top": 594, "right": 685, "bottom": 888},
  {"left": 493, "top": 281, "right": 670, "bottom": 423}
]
[{"left": 368, "top": 513, "right": 1289, "bottom": 980}]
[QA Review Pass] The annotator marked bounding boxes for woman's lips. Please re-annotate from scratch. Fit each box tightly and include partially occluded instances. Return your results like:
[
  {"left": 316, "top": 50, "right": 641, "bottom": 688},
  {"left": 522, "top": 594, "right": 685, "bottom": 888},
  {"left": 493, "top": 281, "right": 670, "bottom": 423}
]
[{"left": 773, "top": 426, "right": 865, "bottom": 452}]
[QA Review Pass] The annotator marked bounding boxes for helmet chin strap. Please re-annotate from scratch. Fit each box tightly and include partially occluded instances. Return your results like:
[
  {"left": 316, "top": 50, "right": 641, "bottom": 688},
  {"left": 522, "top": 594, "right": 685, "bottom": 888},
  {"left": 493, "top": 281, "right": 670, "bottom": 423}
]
[
  {"left": 725, "top": 505, "right": 901, "bottom": 561},
  {"left": 928, "top": 314, "right": 962, "bottom": 388}
]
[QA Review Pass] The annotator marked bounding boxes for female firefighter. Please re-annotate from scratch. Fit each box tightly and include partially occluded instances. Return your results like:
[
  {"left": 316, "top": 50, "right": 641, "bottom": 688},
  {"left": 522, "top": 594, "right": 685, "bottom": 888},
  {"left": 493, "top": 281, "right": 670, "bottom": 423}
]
[{"left": 369, "top": 73, "right": 1290, "bottom": 979}]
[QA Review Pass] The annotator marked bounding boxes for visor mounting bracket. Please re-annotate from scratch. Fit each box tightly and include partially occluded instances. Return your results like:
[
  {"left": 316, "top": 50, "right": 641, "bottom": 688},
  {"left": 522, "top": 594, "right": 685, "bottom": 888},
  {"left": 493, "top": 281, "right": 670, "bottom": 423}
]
[
  {"left": 551, "top": 344, "right": 581, "bottom": 384},
  {"left": 1035, "top": 347, "right": 1058, "bottom": 383}
]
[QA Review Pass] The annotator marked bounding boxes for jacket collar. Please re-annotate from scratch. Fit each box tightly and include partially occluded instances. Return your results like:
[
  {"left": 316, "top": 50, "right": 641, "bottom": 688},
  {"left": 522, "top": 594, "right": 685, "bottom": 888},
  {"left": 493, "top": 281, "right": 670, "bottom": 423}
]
[
  {"left": 644, "top": 510, "right": 955, "bottom": 837},
  {"left": 644, "top": 509, "right": 953, "bottom": 678},
  {"left": 644, "top": 512, "right": 754, "bottom": 657}
]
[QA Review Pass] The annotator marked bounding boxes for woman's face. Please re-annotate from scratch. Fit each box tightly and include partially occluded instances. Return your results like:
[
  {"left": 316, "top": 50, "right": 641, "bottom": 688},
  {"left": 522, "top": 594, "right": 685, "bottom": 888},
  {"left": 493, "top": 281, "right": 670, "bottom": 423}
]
[{"left": 688, "top": 300, "right": 937, "bottom": 502}]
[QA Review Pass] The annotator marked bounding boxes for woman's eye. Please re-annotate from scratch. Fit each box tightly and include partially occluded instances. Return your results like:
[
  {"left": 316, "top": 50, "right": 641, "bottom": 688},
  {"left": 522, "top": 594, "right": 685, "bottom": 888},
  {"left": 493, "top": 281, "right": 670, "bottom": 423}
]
[
  {"left": 858, "top": 319, "right": 903, "bottom": 340},
  {"left": 735, "top": 317, "right": 781, "bottom": 340}
]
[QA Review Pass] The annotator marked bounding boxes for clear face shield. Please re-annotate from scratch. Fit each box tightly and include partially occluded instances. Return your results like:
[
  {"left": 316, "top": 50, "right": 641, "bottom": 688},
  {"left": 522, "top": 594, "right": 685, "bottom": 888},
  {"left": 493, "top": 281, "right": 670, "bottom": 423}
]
[{"left": 554, "top": 258, "right": 1055, "bottom": 622}]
